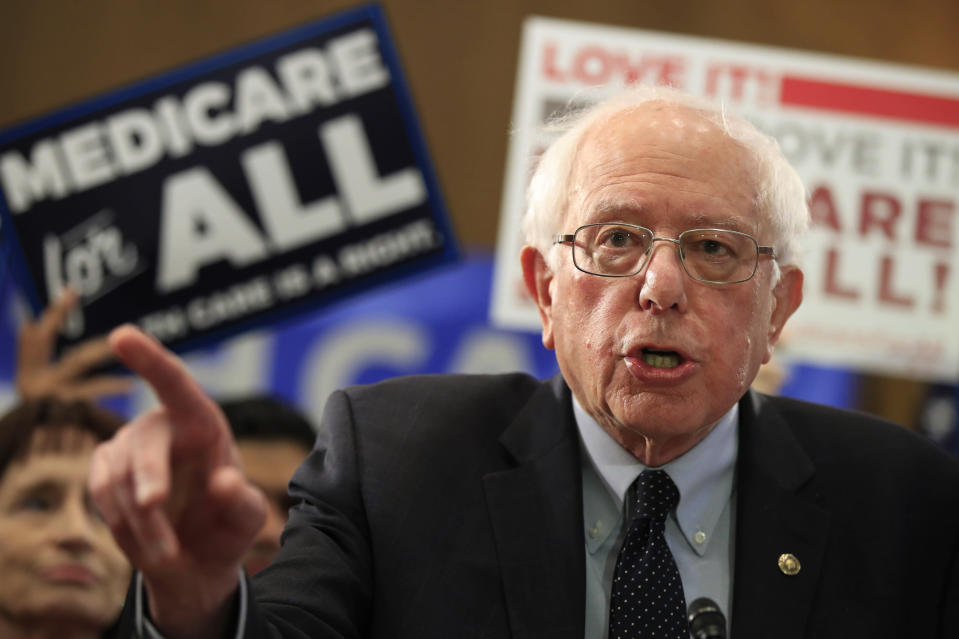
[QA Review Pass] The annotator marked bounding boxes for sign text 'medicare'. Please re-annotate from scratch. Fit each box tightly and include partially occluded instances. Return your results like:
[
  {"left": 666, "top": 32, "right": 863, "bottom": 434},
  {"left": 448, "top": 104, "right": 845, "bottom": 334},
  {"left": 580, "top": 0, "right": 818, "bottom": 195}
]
[
  {"left": 1, "top": 29, "right": 387, "bottom": 214},
  {"left": 0, "top": 5, "right": 456, "bottom": 353}
]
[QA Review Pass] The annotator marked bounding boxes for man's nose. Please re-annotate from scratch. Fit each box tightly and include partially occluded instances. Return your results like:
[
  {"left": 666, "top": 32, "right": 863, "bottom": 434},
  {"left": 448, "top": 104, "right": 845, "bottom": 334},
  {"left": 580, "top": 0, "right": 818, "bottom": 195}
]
[{"left": 638, "top": 240, "right": 688, "bottom": 313}]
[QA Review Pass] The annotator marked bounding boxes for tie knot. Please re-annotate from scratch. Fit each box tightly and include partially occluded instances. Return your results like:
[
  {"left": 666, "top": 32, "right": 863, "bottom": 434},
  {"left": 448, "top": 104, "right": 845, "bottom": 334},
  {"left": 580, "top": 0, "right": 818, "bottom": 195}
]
[{"left": 632, "top": 469, "right": 679, "bottom": 523}]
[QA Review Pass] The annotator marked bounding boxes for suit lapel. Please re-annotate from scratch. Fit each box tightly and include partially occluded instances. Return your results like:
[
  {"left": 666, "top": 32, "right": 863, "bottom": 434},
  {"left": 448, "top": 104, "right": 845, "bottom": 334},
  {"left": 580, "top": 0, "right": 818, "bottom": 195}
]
[
  {"left": 731, "top": 391, "right": 830, "bottom": 639},
  {"left": 479, "top": 381, "right": 830, "bottom": 638},
  {"left": 483, "top": 375, "right": 585, "bottom": 639}
]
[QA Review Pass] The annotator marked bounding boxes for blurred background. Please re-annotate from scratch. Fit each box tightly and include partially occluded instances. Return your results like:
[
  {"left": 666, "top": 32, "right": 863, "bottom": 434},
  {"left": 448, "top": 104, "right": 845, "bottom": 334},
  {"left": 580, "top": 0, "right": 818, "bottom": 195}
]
[{"left": 0, "top": 0, "right": 957, "bottom": 451}]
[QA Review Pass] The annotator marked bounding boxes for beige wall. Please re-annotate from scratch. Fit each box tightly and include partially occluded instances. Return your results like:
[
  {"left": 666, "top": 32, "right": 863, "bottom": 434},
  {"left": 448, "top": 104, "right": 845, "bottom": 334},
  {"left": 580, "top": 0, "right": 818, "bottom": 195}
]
[{"left": 2, "top": 0, "right": 957, "bottom": 425}]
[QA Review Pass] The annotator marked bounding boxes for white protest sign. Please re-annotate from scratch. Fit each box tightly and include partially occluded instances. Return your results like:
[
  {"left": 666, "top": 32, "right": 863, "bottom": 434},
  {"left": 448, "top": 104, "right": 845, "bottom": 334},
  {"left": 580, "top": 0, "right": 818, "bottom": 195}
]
[{"left": 492, "top": 16, "right": 959, "bottom": 382}]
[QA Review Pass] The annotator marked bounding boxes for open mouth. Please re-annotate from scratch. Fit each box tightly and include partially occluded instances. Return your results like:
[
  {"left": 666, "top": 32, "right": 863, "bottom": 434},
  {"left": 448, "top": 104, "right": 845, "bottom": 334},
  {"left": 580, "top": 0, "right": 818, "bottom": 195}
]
[{"left": 641, "top": 348, "right": 682, "bottom": 369}]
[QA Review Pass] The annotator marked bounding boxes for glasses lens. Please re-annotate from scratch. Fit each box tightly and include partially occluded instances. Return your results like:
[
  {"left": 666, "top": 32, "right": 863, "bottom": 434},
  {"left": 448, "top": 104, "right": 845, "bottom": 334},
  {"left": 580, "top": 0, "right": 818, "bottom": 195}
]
[
  {"left": 574, "top": 224, "right": 652, "bottom": 276},
  {"left": 679, "top": 230, "right": 758, "bottom": 283}
]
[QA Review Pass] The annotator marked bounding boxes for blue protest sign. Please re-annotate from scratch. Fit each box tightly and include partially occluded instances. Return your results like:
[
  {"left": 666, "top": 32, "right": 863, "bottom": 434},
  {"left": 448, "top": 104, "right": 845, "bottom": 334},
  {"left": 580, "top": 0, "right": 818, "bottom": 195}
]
[{"left": 0, "top": 4, "right": 457, "bottom": 353}]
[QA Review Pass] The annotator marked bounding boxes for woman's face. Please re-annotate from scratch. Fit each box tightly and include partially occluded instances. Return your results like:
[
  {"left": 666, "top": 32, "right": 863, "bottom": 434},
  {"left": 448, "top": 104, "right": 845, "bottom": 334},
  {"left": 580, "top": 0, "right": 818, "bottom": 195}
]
[{"left": 0, "top": 427, "right": 130, "bottom": 629}]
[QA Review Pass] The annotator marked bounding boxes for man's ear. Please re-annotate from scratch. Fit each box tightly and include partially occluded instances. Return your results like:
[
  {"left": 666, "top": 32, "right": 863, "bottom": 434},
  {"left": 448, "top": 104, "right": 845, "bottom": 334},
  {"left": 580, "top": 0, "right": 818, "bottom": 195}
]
[
  {"left": 520, "top": 245, "right": 556, "bottom": 350},
  {"left": 764, "top": 265, "right": 803, "bottom": 362}
]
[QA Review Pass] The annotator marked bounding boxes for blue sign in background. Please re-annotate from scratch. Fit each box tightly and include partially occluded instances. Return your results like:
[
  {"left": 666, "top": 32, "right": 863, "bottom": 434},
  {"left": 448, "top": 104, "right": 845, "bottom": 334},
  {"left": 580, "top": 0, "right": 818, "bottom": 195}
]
[{"left": 0, "top": 4, "right": 457, "bottom": 356}]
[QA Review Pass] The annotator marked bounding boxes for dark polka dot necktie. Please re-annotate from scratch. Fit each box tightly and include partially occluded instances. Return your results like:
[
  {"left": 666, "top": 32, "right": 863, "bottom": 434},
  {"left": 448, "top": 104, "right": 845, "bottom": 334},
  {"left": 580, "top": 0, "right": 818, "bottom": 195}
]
[{"left": 608, "top": 469, "right": 687, "bottom": 639}]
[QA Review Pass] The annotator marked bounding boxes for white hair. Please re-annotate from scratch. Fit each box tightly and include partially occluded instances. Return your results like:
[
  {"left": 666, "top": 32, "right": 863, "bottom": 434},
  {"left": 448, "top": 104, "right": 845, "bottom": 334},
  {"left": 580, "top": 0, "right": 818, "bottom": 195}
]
[{"left": 521, "top": 85, "right": 809, "bottom": 280}]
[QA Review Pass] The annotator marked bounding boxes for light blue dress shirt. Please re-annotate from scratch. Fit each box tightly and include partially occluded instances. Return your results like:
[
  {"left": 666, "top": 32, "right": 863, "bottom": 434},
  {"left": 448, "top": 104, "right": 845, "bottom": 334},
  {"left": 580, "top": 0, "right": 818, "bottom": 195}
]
[{"left": 575, "top": 397, "right": 738, "bottom": 639}]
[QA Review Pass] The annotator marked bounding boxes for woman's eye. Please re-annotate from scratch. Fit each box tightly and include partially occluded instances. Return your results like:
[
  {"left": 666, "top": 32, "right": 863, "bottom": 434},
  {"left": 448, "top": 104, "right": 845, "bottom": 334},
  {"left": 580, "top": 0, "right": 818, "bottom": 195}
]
[{"left": 18, "top": 494, "right": 53, "bottom": 512}]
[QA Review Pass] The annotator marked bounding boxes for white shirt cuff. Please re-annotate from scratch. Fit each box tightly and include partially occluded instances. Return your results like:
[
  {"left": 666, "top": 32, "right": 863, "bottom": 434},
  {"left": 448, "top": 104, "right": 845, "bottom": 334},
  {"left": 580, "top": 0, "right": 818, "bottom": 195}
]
[{"left": 134, "top": 569, "right": 248, "bottom": 639}]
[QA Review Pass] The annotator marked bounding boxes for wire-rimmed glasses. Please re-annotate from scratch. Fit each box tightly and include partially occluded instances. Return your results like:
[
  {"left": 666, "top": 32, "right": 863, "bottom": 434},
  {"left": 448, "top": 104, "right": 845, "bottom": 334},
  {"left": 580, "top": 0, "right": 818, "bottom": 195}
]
[{"left": 553, "top": 222, "right": 776, "bottom": 284}]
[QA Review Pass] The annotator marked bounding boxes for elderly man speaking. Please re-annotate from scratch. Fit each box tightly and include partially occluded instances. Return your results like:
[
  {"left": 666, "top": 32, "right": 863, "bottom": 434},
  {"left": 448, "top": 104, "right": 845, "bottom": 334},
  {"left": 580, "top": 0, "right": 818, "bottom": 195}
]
[{"left": 89, "top": 85, "right": 959, "bottom": 639}]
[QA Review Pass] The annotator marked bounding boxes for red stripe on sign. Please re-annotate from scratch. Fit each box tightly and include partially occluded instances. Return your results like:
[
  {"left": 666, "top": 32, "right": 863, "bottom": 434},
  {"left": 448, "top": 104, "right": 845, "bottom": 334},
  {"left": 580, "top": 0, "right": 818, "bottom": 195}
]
[{"left": 780, "top": 75, "right": 959, "bottom": 129}]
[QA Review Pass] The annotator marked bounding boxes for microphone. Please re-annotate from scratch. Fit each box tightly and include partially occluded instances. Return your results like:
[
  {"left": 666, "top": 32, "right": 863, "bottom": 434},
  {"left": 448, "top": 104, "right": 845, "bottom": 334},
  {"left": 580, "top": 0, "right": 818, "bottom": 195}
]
[{"left": 687, "top": 597, "right": 726, "bottom": 639}]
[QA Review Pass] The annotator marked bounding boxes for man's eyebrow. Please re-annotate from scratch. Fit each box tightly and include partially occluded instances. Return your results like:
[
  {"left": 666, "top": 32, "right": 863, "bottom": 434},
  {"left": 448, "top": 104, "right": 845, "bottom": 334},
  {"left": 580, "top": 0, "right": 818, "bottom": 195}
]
[
  {"left": 687, "top": 213, "right": 752, "bottom": 231},
  {"left": 590, "top": 200, "right": 646, "bottom": 218},
  {"left": 587, "top": 205, "right": 754, "bottom": 232}
]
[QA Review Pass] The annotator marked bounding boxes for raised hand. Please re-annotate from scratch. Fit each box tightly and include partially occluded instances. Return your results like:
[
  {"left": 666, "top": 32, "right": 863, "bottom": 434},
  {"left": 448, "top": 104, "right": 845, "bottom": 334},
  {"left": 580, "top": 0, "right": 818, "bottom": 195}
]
[
  {"left": 89, "top": 325, "right": 267, "bottom": 639},
  {"left": 16, "top": 288, "right": 133, "bottom": 400}
]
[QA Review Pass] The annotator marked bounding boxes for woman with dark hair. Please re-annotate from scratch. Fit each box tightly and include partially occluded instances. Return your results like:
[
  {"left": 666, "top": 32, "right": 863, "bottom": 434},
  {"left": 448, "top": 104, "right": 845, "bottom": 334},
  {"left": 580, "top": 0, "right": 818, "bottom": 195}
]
[{"left": 0, "top": 397, "right": 131, "bottom": 638}]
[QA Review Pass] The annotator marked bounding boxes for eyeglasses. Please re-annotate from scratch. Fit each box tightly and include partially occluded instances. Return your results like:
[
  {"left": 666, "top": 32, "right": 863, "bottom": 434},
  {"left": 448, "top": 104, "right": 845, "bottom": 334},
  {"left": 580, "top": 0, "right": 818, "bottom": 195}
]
[{"left": 553, "top": 222, "right": 776, "bottom": 284}]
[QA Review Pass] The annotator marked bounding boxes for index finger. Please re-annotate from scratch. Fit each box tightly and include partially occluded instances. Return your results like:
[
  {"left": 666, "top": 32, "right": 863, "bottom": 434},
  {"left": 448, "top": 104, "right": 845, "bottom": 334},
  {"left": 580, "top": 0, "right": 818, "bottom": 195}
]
[{"left": 108, "top": 324, "right": 220, "bottom": 432}]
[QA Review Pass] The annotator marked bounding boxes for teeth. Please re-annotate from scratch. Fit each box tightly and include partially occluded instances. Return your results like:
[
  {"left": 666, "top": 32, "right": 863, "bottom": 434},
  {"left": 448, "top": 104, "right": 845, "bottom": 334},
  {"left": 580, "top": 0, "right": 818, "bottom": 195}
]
[{"left": 642, "top": 351, "right": 681, "bottom": 369}]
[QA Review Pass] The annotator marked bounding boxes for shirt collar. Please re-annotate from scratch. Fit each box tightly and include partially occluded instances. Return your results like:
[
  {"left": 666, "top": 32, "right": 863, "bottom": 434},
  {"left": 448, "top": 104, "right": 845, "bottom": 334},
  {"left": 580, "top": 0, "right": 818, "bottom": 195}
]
[{"left": 574, "top": 397, "right": 738, "bottom": 556}]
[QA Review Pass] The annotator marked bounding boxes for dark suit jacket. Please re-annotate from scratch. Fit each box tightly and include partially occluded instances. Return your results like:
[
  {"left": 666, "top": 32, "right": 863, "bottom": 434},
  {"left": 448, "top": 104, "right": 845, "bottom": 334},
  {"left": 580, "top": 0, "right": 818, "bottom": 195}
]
[{"left": 229, "top": 373, "right": 959, "bottom": 637}]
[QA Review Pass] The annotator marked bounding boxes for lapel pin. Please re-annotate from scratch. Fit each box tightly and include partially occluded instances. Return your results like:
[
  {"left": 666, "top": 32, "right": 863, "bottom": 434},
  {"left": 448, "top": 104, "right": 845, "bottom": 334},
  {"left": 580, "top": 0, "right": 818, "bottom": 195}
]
[{"left": 778, "top": 553, "right": 801, "bottom": 576}]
